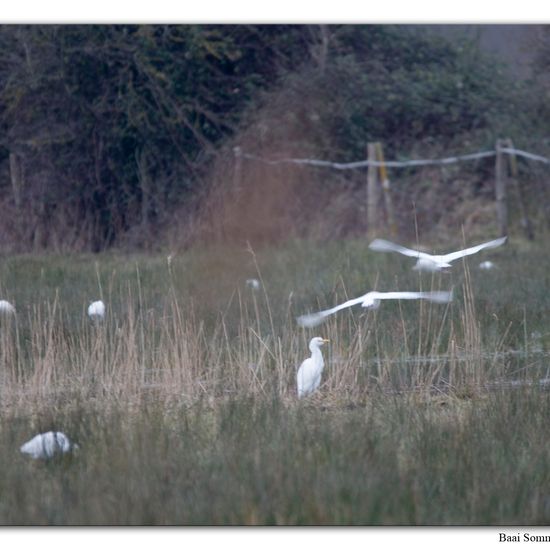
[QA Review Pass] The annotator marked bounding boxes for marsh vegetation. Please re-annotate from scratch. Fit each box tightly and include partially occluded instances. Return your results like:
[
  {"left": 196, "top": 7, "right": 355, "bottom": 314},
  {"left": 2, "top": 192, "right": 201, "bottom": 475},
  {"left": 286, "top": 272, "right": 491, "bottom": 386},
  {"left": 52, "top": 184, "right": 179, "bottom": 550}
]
[{"left": 0, "top": 237, "right": 548, "bottom": 524}]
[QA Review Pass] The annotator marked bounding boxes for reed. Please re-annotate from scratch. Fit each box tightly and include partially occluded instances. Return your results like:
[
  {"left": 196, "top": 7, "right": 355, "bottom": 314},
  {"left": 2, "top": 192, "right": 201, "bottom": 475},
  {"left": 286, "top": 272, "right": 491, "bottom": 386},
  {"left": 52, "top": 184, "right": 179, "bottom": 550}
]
[{"left": 0, "top": 238, "right": 540, "bottom": 414}]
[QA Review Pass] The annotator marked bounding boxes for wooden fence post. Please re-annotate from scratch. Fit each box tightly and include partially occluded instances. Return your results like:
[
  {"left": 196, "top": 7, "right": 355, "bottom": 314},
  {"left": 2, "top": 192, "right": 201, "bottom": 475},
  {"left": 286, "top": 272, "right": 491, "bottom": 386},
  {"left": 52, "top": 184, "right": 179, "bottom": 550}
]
[
  {"left": 506, "top": 138, "right": 534, "bottom": 240},
  {"left": 375, "top": 142, "right": 397, "bottom": 236},
  {"left": 233, "top": 146, "right": 243, "bottom": 196},
  {"left": 9, "top": 152, "right": 22, "bottom": 209},
  {"left": 136, "top": 149, "right": 151, "bottom": 230},
  {"left": 495, "top": 139, "right": 508, "bottom": 237},
  {"left": 367, "top": 142, "right": 379, "bottom": 235}
]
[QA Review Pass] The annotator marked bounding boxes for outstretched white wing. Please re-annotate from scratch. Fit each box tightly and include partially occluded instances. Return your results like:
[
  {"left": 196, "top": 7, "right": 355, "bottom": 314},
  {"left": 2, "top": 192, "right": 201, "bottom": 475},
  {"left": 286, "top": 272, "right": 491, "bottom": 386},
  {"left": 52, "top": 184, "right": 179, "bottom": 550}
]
[
  {"left": 441, "top": 237, "right": 507, "bottom": 263},
  {"left": 296, "top": 295, "right": 367, "bottom": 328},
  {"left": 368, "top": 239, "right": 434, "bottom": 261},
  {"left": 297, "top": 290, "right": 452, "bottom": 327},
  {"left": 370, "top": 290, "right": 453, "bottom": 303}
]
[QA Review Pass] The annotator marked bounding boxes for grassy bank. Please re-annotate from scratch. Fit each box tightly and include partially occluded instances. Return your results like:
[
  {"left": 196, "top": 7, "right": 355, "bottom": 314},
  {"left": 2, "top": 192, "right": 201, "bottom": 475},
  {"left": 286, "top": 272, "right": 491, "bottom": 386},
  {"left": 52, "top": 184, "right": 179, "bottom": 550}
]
[{"left": 3, "top": 391, "right": 550, "bottom": 525}]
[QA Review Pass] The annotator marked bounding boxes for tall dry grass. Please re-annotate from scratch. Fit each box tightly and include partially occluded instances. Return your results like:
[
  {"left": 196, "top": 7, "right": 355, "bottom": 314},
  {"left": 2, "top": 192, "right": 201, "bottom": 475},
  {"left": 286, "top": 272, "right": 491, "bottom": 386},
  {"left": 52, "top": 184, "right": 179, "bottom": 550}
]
[{"left": 0, "top": 244, "right": 531, "bottom": 419}]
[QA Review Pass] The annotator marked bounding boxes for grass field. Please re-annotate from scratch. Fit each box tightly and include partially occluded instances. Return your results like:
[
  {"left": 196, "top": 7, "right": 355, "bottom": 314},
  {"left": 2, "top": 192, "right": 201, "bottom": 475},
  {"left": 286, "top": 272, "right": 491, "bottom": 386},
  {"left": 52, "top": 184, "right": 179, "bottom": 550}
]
[{"left": 0, "top": 235, "right": 549, "bottom": 525}]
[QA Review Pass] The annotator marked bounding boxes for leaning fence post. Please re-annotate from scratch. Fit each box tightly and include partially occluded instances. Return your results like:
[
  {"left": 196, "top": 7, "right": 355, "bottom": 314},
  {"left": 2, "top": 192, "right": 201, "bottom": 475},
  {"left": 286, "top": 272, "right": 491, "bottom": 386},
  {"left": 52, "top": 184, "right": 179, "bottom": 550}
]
[
  {"left": 375, "top": 142, "right": 397, "bottom": 236},
  {"left": 506, "top": 138, "right": 534, "bottom": 240},
  {"left": 367, "top": 143, "right": 379, "bottom": 235},
  {"left": 495, "top": 139, "right": 508, "bottom": 237}
]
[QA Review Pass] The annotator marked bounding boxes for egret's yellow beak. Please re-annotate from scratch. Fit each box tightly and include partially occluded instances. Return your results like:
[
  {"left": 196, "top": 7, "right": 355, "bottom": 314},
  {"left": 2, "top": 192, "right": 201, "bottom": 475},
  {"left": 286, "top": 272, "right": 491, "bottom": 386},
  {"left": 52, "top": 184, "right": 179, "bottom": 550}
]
[{"left": 322, "top": 339, "right": 330, "bottom": 343}]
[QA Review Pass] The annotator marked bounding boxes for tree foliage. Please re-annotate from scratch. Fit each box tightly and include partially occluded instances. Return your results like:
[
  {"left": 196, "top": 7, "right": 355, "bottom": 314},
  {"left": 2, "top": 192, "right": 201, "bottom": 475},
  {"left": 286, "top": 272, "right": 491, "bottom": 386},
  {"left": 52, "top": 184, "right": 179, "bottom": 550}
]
[
  {"left": 0, "top": 25, "right": 543, "bottom": 250},
  {"left": 0, "top": 24, "right": 311, "bottom": 250},
  {"left": 246, "top": 26, "right": 534, "bottom": 160}
]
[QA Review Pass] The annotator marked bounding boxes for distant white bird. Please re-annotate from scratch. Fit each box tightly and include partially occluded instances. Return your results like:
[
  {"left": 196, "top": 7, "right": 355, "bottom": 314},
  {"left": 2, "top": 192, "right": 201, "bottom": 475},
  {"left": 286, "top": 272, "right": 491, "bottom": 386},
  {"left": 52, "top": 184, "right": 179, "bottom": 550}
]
[
  {"left": 479, "top": 261, "right": 495, "bottom": 270},
  {"left": 297, "top": 337, "right": 330, "bottom": 398},
  {"left": 20, "top": 431, "right": 78, "bottom": 460},
  {"left": 0, "top": 300, "right": 15, "bottom": 314},
  {"left": 246, "top": 278, "right": 261, "bottom": 290},
  {"left": 369, "top": 236, "right": 507, "bottom": 272},
  {"left": 297, "top": 290, "right": 453, "bottom": 328},
  {"left": 88, "top": 300, "right": 105, "bottom": 321}
]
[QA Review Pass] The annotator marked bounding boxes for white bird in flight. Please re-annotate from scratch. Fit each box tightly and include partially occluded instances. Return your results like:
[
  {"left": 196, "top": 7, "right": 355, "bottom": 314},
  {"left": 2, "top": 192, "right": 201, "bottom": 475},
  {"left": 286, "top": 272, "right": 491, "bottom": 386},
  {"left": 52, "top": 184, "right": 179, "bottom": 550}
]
[
  {"left": 368, "top": 236, "right": 507, "bottom": 272},
  {"left": 0, "top": 300, "right": 15, "bottom": 314},
  {"left": 20, "top": 431, "right": 78, "bottom": 460},
  {"left": 297, "top": 290, "right": 453, "bottom": 328},
  {"left": 88, "top": 300, "right": 105, "bottom": 321},
  {"left": 297, "top": 336, "right": 330, "bottom": 398}
]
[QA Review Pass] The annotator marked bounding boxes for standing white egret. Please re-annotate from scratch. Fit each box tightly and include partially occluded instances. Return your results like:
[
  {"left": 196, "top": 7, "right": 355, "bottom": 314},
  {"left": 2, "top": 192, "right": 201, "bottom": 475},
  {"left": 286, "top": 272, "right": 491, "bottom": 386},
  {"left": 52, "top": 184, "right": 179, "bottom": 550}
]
[
  {"left": 0, "top": 300, "right": 15, "bottom": 314},
  {"left": 479, "top": 261, "right": 495, "bottom": 270},
  {"left": 297, "top": 290, "right": 452, "bottom": 328},
  {"left": 297, "top": 337, "right": 330, "bottom": 398},
  {"left": 88, "top": 300, "right": 105, "bottom": 321},
  {"left": 368, "top": 236, "right": 507, "bottom": 272},
  {"left": 20, "top": 431, "right": 78, "bottom": 460}
]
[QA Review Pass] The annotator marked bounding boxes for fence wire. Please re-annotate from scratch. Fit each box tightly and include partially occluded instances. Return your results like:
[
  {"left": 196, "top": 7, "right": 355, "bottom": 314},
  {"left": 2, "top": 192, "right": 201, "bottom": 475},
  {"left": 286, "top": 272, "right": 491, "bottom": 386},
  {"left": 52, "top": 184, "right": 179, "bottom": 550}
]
[{"left": 238, "top": 146, "right": 550, "bottom": 170}]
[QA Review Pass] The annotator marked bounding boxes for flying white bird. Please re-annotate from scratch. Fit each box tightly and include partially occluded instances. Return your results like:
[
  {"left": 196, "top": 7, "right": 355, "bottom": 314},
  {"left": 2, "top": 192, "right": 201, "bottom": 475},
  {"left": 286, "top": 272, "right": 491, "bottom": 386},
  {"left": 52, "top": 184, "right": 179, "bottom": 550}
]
[
  {"left": 297, "top": 290, "right": 453, "bottom": 328},
  {"left": 297, "top": 337, "right": 330, "bottom": 398},
  {"left": 368, "top": 236, "right": 507, "bottom": 272},
  {"left": 88, "top": 300, "right": 105, "bottom": 321},
  {"left": 0, "top": 300, "right": 15, "bottom": 314},
  {"left": 20, "top": 431, "right": 78, "bottom": 460}
]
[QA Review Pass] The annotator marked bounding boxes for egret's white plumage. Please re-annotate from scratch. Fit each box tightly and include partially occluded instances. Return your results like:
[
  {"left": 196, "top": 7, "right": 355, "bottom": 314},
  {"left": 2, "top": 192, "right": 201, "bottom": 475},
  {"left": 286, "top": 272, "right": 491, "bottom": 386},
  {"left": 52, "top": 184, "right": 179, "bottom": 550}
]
[
  {"left": 297, "top": 337, "right": 329, "bottom": 398},
  {"left": 246, "top": 278, "right": 261, "bottom": 290},
  {"left": 479, "top": 261, "right": 495, "bottom": 270},
  {"left": 88, "top": 300, "right": 105, "bottom": 320},
  {"left": 297, "top": 290, "right": 453, "bottom": 328},
  {"left": 369, "top": 236, "right": 507, "bottom": 272},
  {"left": 0, "top": 300, "right": 15, "bottom": 314},
  {"left": 20, "top": 431, "right": 78, "bottom": 460}
]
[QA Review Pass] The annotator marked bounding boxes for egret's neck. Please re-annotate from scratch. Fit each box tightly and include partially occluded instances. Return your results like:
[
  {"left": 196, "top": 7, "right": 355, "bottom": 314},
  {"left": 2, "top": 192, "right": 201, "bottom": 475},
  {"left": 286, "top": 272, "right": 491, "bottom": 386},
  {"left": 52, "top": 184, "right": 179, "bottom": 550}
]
[{"left": 310, "top": 345, "right": 324, "bottom": 364}]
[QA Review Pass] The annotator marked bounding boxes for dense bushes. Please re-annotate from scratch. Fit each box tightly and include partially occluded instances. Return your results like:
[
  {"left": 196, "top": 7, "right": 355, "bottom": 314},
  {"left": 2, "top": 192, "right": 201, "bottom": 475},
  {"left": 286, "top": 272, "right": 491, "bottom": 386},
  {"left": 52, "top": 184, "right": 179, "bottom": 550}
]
[
  {"left": 0, "top": 25, "right": 311, "bottom": 250},
  {"left": 0, "top": 25, "right": 545, "bottom": 251}
]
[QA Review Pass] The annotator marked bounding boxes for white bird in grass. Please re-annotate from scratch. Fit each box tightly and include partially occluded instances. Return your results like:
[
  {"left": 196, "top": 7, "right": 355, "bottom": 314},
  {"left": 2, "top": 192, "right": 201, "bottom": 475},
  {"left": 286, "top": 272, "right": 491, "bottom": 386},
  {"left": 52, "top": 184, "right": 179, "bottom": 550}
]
[
  {"left": 88, "top": 300, "right": 105, "bottom": 321},
  {"left": 297, "top": 290, "right": 453, "bottom": 328},
  {"left": 0, "top": 300, "right": 15, "bottom": 314},
  {"left": 297, "top": 337, "right": 330, "bottom": 398},
  {"left": 20, "top": 431, "right": 78, "bottom": 460},
  {"left": 368, "top": 236, "right": 507, "bottom": 272},
  {"left": 246, "top": 278, "right": 261, "bottom": 290},
  {"left": 479, "top": 261, "right": 495, "bottom": 270}
]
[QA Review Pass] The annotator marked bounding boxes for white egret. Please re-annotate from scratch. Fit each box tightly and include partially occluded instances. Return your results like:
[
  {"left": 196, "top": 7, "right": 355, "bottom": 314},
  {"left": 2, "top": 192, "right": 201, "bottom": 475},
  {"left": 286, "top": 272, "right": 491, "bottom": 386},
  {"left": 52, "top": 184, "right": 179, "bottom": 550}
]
[
  {"left": 297, "top": 290, "right": 453, "bottom": 328},
  {"left": 369, "top": 236, "right": 507, "bottom": 272},
  {"left": 88, "top": 300, "right": 105, "bottom": 321},
  {"left": 297, "top": 337, "right": 330, "bottom": 398},
  {"left": 479, "top": 261, "right": 495, "bottom": 270},
  {"left": 246, "top": 278, "right": 261, "bottom": 290},
  {"left": 20, "top": 431, "right": 78, "bottom": 460},
  {"left": 0, "top": 300, "right": 15, "bottom": 314}
]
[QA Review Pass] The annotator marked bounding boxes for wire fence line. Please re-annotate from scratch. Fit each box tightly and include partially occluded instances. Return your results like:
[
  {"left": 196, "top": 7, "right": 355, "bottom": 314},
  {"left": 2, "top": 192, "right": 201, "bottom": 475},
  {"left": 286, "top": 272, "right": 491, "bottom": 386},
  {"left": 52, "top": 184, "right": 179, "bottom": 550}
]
[
  {"left": 237, "top": 146, "right": 550, "bottom": 171},
  {"left": 235, "top": 141, "right": 550, "bottom": 239},
  {"left": 500, "top": 147, "right": 550, "bottom": 165}
]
